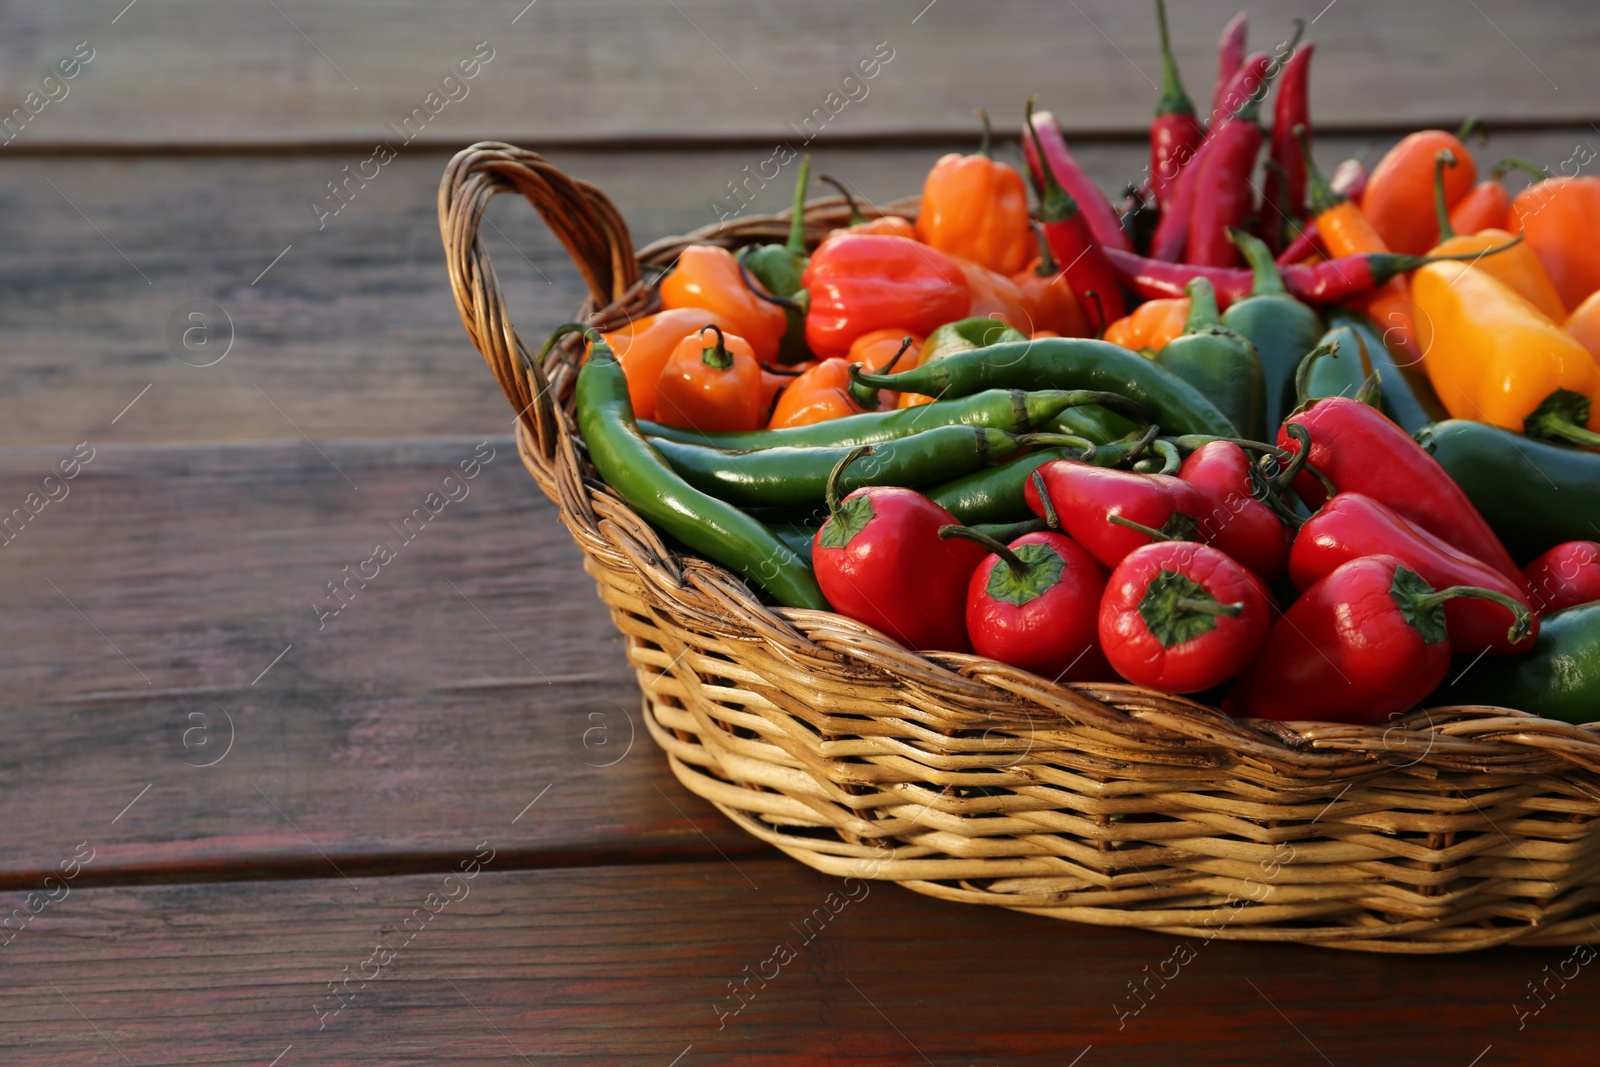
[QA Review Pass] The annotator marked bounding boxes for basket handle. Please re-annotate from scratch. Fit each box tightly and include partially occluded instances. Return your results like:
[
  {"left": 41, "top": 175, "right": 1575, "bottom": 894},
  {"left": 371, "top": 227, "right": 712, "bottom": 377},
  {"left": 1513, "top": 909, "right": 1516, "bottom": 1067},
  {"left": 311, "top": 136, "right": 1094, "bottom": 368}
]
[{"left": 438, "top": 142, "right": 640, "bottom": 456}]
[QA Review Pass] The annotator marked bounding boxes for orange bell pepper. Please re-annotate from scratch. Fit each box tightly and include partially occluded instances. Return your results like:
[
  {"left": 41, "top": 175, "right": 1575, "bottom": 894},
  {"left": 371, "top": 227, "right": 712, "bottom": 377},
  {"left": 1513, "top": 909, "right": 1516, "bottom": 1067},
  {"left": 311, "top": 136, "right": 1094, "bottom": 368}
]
[
  {"left": 1565, "top": 290, "right": 1600, "bottom": 362},
  {"left": 1511, "top": 175, "right": 1600, "bottom": 312},
  {"left": 1362, "top": 126, "right": 1478, "bottom": 256},
  {"left": 914, "top": 111, "right": 1033, "bottom": 276},
  {"left": 592, "top": 307, "right": 737, "bottom": 421},
  {"left": 1428, "top": 151, "right": 1566, "bottom": 322},
  {"left": 769, "top": 332, "right": 918, "bottom": 428},
  {"left": 1104, "top": 297, "right": 1190, "bottom": 355},
  {"left": 1009, "top": 227, "right": 1089, "bottom": 338},
  {"left": 653, "top": 325, "right": 763, "bottom": 432},
  {"left": 817, "top": 175, "right": 917, "bottom": 241},
  {"left": 1414, "top": 262, "right": 1600, "bottom": 448},
  {"left": 659, "top": 245, "right": 787, "bottom": 362}
]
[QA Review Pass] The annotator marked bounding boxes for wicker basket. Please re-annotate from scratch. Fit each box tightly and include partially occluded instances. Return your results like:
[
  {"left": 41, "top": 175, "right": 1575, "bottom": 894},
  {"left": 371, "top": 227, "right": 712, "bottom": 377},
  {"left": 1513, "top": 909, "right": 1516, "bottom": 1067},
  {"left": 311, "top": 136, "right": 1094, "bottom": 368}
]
[{"left": 440, "top": 142, "right": 1600, "bottom": 952}]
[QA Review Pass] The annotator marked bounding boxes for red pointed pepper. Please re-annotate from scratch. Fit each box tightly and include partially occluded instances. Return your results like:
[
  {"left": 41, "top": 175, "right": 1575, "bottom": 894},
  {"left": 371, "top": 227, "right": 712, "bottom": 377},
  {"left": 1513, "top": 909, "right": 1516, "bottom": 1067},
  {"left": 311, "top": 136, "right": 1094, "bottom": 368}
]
[
  {"left": 1290, "top": 493, "right": 1538, "bottom": 655},
  {"left": 945, "top": 526, "right": 1113, "bottom": 681},
  {"left": 1148, "top": 0, "right": 1204, "bottom": 212},
  {"left": 1179, "top": 440, "right": 1292, "bottom": 584},
  {"left": 1211, "top": 12, "right": 1249, "bottom": 120},
  {"left": 1021, "top": 105, "right": 1132, "bottom": 254},
  {"left": 812, "top": 447, "right": 985, "bottom": 652},
  {"left": 1225, "top": 556, "right": 1533, "bottom": 724},
  {"left": 1275, "top": 221, "right": 1324, "bottom": 266},
  {"left": 1261, "top": 43, "right": 1315, "bottom": 249},
  {"left": 800, "top": 234, "right": 970, "bottom": 361},
  {"left": 1523, "top": 541, "right": 1600, "bottom": 616},
  {"left": 1099, "top": 541, "right": 1270, "bottom": 694},
  {"left": 1277, "top": 397, "right": 1526, "bottom": 589},
  {"left": 1024, "top": 461, "right": 1207, "bottom": 570}
]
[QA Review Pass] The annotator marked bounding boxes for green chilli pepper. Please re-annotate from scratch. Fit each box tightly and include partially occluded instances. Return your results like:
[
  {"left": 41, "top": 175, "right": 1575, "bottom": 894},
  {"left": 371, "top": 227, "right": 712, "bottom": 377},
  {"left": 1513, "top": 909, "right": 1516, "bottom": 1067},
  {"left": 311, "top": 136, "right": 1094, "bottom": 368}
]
[
  {"left": 1416, "top": 419, "right": 1600, "bottom": 561},
  {"left": 1319, "top": 305, "right": 1449, "bottom": 434},
  {"left": 569, "top": 324, "right": 827, "bottom": 610},
  {"left": 737, "top": 155, "right": 813, "bottom": 365},
  {"left": 1153, "top": 276, "right": 1266, "bottom": 440},
  {"left": 1222, "top": 229, "right": 1324, "bottom": 434},
  {"left": 1432, "top": 602, "right": 1600, "bottom": 725},
  {"left": 852, "top": 337, "right": 1234, "bottom": 437},
  {"left": 919, "top": 317, "right": 1030, "bottom": 367},
  {"left": 1298, "top": 325, "right": 1374, "bottom": 408}
]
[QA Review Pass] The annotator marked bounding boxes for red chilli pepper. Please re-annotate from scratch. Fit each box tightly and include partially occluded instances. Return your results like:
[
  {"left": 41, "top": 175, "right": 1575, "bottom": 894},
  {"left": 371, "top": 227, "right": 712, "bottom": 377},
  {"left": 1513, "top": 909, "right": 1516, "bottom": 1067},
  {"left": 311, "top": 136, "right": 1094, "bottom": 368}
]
[
  {"left": 812, "top": 447, "right": 985, "bottom": 653},
  {"left": 1261, "top": 43, "right": 1315, "bottom": 249},
  {"left": 1211, "top": 12, "right": 1249, "bottom": 120},
  {"left": 1275, "top": 221, "right": 1324, "bottom": 266},
  {"left": 1179, "top": 441, "right": 1292, "bottom": 584},
  {"left": 1522, "top": 541, "right": 1600, "bottom": 616},
  {"left": 1149, "top": 0, "right": 1204, "bottom": 212},
  {"left": 1024, "top": 100, "right": 1126, "bottom": 333},
  {"left": 1225, "top": 556, "right": 1533, "bottom": 725},
  {"left": 1021, "top": 105, "right": 1132, "bottom": 253},
  {"left": 1290, "top": 493, "right": 1537, "bottom": 656},
  {"left": 945, "top": 527, "right": 1113, "bottom": 681},
  {"left": 1024, "top": 461, "right": 1206, "bottom": 570},
  {"left": 1098, "top": 541, "right": 1269, "bottom": 694},
  {"left": 1277, "top": 398, "right": 1526, "bottom": 589}
]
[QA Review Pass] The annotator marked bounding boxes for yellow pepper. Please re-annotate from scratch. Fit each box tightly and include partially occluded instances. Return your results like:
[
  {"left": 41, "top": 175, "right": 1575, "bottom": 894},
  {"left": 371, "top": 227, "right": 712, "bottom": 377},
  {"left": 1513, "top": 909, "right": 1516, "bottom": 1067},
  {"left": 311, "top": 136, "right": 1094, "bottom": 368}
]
[{"left": 1413, "top": 260, "right": 1600, "bottom": 448}]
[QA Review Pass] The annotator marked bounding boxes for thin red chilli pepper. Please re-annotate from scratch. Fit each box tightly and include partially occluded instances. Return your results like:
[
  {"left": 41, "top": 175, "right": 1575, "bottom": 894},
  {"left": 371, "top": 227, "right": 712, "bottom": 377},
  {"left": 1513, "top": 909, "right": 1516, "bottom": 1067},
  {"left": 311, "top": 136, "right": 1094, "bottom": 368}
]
[
  {"left": 1225, "top": 556, "right": 1533, "bottom": 725},
  {"left": 1275, "top": 221, "right": 1324, "bottom": 265},
  {"left": 1179, "top": 441, "right": 1292, "bottom": 584},
  {"left": 1147, "top": 134, "right": 1213, "bottom": 262},
  {"left": 1023, "top": 99, "right": 1127, "bottom": 333},
  {"left": 1290, "top": 493, "right": 1538, "bottom": 655},
  {"left": 1098, "top": 541, "right": 1270, "bottom": 694},
  {"left": 812, "top": 447, "right": 985, "bottom": 653},
  {"left": 1021, "top": 105, "right": 1132, "bottom": 253},
  {"left": 1261, "top": 43, "right": 1315, "bottom": 248},
  {"left": 1522, "top": 541, "right": 1600, "bottom": 616},
  {"left": 1148, "top": 0, "right": 1204, "bottom": 211},
  {"left": 1024, "top": 461, "right": 1207, "bottom": 570},
  {"left": 1276, "top": 398, "right": 1526, "bottom": 589},
  {"left": 1211, "top": 12, "right": 1249, "bottom": 120},
  {"left": 943, "top": 526, "right": 1113, "bottom": 681}
]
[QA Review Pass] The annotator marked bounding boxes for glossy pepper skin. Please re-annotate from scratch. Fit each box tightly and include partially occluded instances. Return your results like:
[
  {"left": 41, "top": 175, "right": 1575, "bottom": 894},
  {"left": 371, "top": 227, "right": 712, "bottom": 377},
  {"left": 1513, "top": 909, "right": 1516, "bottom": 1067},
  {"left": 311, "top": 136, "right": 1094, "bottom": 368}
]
[
  {"left": 1225, "top": 557, "right": 1523, "bottom": 725},
  {"left": 1024, "top": 460, "right": 1208, "bottom": 570},
  {"left": 1318, "top": 305, "right": 1449, "bottom": 434},
  {"left": 1011, "top": 227, "right": 1089, "bottom": 338},
  {"left": 1105, "top": 297, "right": 1189, "bottom": 354},
  {"left": 1290, "top": 493, "right": 1538, "bottom": 656},
  {"left": 916, "top": 112, "right": 1034, "bottom": 276},
  {"left": 1179, "top": 441, "right": 1291, "bottom": 584},
  {"left": 956, "top": 528, "right": 1112, "bottom": 681},
  {"left": 1433, "top": 601, "right": 1600, "bottom": 725},
  {"left": 1511, "top": 176, "right": 1600, "bottom": 312},
  {"left": 954, "top": 258, "right": 1035, "bottom": 335},
  {"left": 898, "top": 319, "right": 1023, "bottom": 409},
  {"left": 1154, "top": 277, "right": 1266, "bottom": 441},
  {"left": 1278, "top": 396, "right": 1526, "bottom": 588},
  {"left": 1148, "top": 0, "right": 1204, "bottom": 212},
  {"left": 1099, "top": 542, "right": 1269, "bottom": 694},
  {"left": 1363, "top": 128, "right": 1478, "bottom": 256},
  {"left": 595, "top": 307, "right": 738, "bottom": 422},
  {"left": 1021, "top": 107, "right": 1132, "bottom": 254},
  {"left": 1211, "top": 12, "right": 1249, "bottom": 120},
  {"left": 739, "top": 155, "right": 814, "bottom": 364},
  {"left": 800, "top": 233, "right": 970, "bottom": 362},
  {"left": 1412, "top": 261, "right": 1600, "bottom": 449},
  {"left": 1260, "top": 43, "right": 1314, "bottom": 250},
  {"left": 659, "top": 245, "right": 788, "bottom": 362},
  {"left": 813, "top": 454, "right": 986, "bottom": 652},
  {"left": 1523, "top": 541, "right": 1600, "bottom": 616},
  {"left": 1222, "top": 230, "right": 1323, "bottom": 433},
  {"left": 654, "top": 325, "right": 763, "bottom": 433},
  {"left": 768, "top": 331, "right": 914, "bottom": 428}
]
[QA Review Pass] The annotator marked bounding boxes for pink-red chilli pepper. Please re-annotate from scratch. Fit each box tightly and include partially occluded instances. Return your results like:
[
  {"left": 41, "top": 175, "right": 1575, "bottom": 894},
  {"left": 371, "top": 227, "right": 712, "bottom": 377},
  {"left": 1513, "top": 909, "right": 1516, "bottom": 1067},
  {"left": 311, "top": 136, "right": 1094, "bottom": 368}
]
[
  {"left": 1523, "top": 541, "right": 1600, "bottom": 616},
  {"left": 1275, "top": 221, "right": 1324, "bottom": 266},
  {"left": 1289, "top": 493, "right": 1538, "bottom": 656},
  {"left": 1261, "top": 43, "right": 1315, "bottom": 249},
  {"left": 1179, "top": 441, "right": 1291, "bottom": 584},
  {"left": 1024, "top": 461, "right": 1207, "bottom": 570},
  {"left": 1225, "top": 556, "right": 1532, "bottom": 725},
  {"left": 1211, "top": 12, "right": 1249, "bottom": 120},
  {"left": 1277, "top": 397, "right": 1526, "bottom": 589},
  {"left": 1149, "top": 0, "right": 1205, "bottom": 212},
  {"left": 1331, "top": 158, "right": 1370, "bottom": 202},
  {"left": 1022, "top": 106, "right": 1132, "bottom": 254},
  {"left": 1098, "top": 541, "right": 1270, "bottom": 694}
]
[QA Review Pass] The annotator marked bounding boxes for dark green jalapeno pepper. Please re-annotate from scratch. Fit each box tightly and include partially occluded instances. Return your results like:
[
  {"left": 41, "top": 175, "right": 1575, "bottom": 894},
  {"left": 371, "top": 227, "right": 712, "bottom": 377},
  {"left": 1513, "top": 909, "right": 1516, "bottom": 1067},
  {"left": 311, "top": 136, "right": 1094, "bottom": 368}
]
[
  {"left": 1320, "top": 305, "right": 1448, "bottom": 434},
  {"left": 1222, "top": 229, "right": 1324, "bottom": 434},
  {"left": 1154, "top": 276, "right": 1266, "bottom": 440},
  {"left": 1432, "top": 601, "right": 1600, "bottom": 725}
]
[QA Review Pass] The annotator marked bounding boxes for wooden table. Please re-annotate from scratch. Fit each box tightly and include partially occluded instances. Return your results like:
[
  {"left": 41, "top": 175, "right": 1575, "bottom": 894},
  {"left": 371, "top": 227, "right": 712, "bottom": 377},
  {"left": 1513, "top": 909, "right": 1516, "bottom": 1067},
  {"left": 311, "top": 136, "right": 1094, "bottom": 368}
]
[{"left": 3, "top": 3, "right": 1596, "bottom": 1062}]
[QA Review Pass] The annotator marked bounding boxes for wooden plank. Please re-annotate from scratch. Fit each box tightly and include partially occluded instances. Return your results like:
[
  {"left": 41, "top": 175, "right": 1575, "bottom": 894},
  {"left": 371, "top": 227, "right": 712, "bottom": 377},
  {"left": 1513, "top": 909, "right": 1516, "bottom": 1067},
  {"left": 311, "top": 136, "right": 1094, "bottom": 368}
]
[
  {"left": 0, "top": 1, "right": 1593, "bottom": 150},
  {"left": 1, "top": 128, "right": 1591, "bottom": 447},
  {"left": 0, "top": 439, "right": 766, "bottom": 882},
  {"left": 1, "top": 860, "right": 1588, "bottom": 1065}
]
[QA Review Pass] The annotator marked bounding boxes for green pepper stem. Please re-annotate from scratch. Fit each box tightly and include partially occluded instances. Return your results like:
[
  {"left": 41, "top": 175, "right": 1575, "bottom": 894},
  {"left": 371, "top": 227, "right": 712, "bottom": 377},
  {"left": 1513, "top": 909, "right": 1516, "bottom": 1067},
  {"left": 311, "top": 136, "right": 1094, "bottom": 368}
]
[
  {"left": 1029, "top": 469, "right": 1062, "bottom": 530},
  {"left": 1153, "top": 0, "right": 1196, "bottom": 118},
  {"left": 1416, "top": 585, "right": 1533, "bottom": 644},
  {"left": 1527, "top": 412, "right": 1600, "bottom": 450},
  {"left": 975, "top": 108, "right": 993, "bottom": 158},
  {"left": 1491, "top": 157, "right": 1550, "bottom": 183},
  {"left": 1017, "top": 432, "right": 1097, "bottom": 460},
  {"left": 1174, "top": 596, "right": 1244, "bottom": 618},
  {"left": 1355, "top": 369, "right": 1384, "bottom": 409},
  {"left": 1024, "top": 96, "right": 1081, "bottom": 223},
  {"left": 824, "top": 444, "right": 875, "bottom": 516},
  {"left": 939, "top": 523, "right": 1028, "bottom": 573},
  {"left": 1086, "top": 290, "right": 1108, "bottom": 339},
  {"left": 1274, "top": 422, "right": 1314, "bottom": 490},
  {"left": 817, "top": 174, "right": 867, "bottom": 226},
  {"left": 1031, "top": 222, "right": 1060, "bottom": 277},
  {"left": 1368, "top": 235, "right": 1527, "bottom": 286},
  {"left": 698, "top": 324, "right": 733, "bottom": 371},
  {"left": 1433, "top": 149, "right": 1459, "bottom": 240},
  {"left": 1122, "top": 422, "right": 1162, "bottom": 462},
  {"left": 1455, "top": 115, "right": 1488, "bottom": 147},
  {"left": 845, "top": 337, "right": 916, "bottom": 409},
  {"left": 1106, "top": 513, "right": 1178, "bottom": 541},
  {"left": 1169, "top": 433, "right": 1287, "bottom": 457},
  {"left": 539, "top": 322, "right": 606, "bottom": 365},
  {"left": 1291, "top": 337, "right": 1342, "bottom": 411},
  {"left": 738, "top": 254, "right": 806, "bottom": 313},
  {"left": 1228, "top": 228, "right": 1288, "bottom": 297},
  {"left": 784, "top": 154, "right": 813, "bottom": 255},
  {"left": 1296, "top": 124, "right": 1344, "bottom": 216},
  {"left": 1182, "top": 276, "right": 1223, "bottom": 332},
  {"left": 1144, "top": 439, "right": 1180, "bottom": 475}
]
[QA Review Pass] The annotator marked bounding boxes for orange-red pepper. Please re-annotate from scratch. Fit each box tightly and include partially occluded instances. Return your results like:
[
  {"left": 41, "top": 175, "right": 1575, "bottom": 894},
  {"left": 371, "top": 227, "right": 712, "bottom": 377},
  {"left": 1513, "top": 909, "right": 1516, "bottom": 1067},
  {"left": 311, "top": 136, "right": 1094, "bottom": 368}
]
[
  {"left": 1103, "top": 297, "right": 1190, "bottom": 354},
  {"left": 1009, "top": 228, "right": 1089, "bottom": 338},
  {"left": 1511, "top": 175, "right": 1600, "bottom": 313},
  {"left": 914, "top": 111, "right": 1033, "bottom": 276},
  {"left": 1429, "top": 151, "right": 1566, "bottom": 322},
  {"left": 769, "top": 332, "right": 918, "bottom": 428},
  {"left": 592, "top": 307, "right": 737, "bottom": 421},
  {"left": 653, "top": 325, "right": 763, "bottom": 433},
  {"left": 800, "top": 233, "right": 970, "bottom": 361},
  {"left": 1566, "top": 291, "right": 1600, "bottom": 362},
  {"left": 659, "top": 245, "right": 787, "bottom": 361},
  {"left": 1362, "top": 127, "right": 1478, "bottom": 256},
  {"left": 1448, "top": 160, "right": 1548, "bottom": 235}
]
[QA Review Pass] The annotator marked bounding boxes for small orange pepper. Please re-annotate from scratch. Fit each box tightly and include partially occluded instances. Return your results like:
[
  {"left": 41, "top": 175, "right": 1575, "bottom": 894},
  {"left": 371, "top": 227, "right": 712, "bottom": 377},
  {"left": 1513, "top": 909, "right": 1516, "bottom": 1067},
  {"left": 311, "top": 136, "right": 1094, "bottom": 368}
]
[
  {"left": 653, "top": 325, "right": 763, "bottom": 432},
  {"left": 954, "top": 257, "right": 1034, "bottom": 334},
  {"left": 1511, "top": 175, "right": 1600, "bottom": 313},
  {"left": 817, "top": 174, "right": 918, "bottom": 241},
  {"left": 1009, "top": 227, "right": 1089, "bottom": 338},
  {"left": 1103, "top": 297, "right": 1190, "bottom": 354},
  {"left": 1448, "top": 160, "right": 1548, "bottom": 235},
  {"left": 592, "top": 307, "right": 736, "bottom": 421},
  {"left": 914, "top": 111, "right": 1033, "bottom": 276},
  {"left": 759, "top": 360, "right": 813, "bottom": 422},
  {"left": 771, "top": 333, "right": 918, "bottom": 427},
  {"left": 659, "top": 245, "right": 787, "bottom": 362},
  {"left": 1565, "top": 290, "right": 1600, "bottom": 362},
  {"left": 1428, "top": 151, "right": 1566, "bottom": 322},
  {"left": 1362, "top": 126, "right": 1478, "bottom": 256}
]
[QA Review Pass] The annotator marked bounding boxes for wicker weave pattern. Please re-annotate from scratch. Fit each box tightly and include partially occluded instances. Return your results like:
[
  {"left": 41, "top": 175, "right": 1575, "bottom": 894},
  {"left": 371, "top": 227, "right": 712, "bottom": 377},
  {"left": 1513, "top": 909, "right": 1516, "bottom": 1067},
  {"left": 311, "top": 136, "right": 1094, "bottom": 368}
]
[{"left": 440, "top": 142, "right": 1600, "bottom": 952}]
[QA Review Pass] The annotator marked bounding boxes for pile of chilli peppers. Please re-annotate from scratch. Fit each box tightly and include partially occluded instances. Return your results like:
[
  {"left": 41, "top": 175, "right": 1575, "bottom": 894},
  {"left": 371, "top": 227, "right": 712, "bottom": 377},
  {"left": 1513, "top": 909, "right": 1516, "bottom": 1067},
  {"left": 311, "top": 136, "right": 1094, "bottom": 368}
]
[{"left": 564, "top": 2, "right": 1600, "bottom": 729}]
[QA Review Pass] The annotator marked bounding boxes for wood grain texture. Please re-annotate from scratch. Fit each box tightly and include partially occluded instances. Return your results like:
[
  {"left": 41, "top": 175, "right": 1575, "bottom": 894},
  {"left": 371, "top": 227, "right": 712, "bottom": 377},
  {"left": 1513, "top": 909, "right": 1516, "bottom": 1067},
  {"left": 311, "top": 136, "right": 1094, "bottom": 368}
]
[
  {"left": 2, "top": 860, "right": 1590, "bottom": 1065},
  {"left": 0, "top": 439, "right": 766, "bottom": 884},
  {"left": 1, "top": 129, "right": 1591, "bottom": 447},
  {"left": 0, "top": 1, "right": 1594, "bottom": 150}
]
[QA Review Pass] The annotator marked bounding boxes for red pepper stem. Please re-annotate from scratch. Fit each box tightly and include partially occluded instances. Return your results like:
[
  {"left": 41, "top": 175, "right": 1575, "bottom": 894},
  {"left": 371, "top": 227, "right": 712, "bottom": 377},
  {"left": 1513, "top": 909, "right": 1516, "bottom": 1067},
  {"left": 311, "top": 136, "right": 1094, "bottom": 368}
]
[
  {"left": 1291, "top": 337, "right": 1342, "bottom": 411},
  {"left": 824, "top": 445, "right": 875, "bottom": 516},
  {"left": 1491, "top": 157, "right": 1550, "bottom": 182},
  {"left": 1024, "top": 96, "right": 1082, "bottom": 223},
  {"left": 1229, "top": 227, "right": 1289, "bottom": 296},
  {"left": 817, "top": 174, "right": 867, "bottom": 226},
  {"left": 538, "top": 322, "right": 606, "bottom": 367},
  {"left": 1433, "top": 149, "right": 1459, "bottom": 241},
  {"left": 1153, "top": 0, "right": 1196, "bottom": 118},
  {"left": 738, "top": 254, "right": 807, "bottom": 313},
  {"left": 1366, "top": 235, "right": 1527, "bottom": 285},
  {"left": 1416, "top": 585, "right": 1533, "bottom": 644},
  {"left": 975, "top": 108, "right": 993, "bottom": 158},
  {"left": 1029, "top": 469, "right": 1062, "bottom": 530},
  {"left": 783, "top": 155, "right": 813, "bottom": 255},
  {"left": 938, "top": 524, "right": 1028, "bottom": 573},
  {"left": 1174, "top": 596, "right": 1244, "bottom": 618},
  {"left": 1296, "top": 124, "right": 1344, "bottom": 215},
  {"left": 1106, "top": 514, "right": 1179, "bottom": 542}
]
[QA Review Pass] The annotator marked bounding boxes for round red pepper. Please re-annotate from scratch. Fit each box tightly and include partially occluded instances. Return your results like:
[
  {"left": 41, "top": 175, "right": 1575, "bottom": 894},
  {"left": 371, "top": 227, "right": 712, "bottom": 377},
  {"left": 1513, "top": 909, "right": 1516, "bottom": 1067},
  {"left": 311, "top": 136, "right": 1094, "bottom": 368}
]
[
  {"left": 1225, "top": 555, "right": 1532, "bottom": 725},
  {"left": 1098, "top": 542, "right": 1270, "bottom": 694},
  {"left": 947, "top": 527, "right": 1112, "bottom": 682},
  {"left": 812, "top": 447, "right": 985, "bottom": 652},
  {"left": 801, "top": 234, "right": 970, "bottom": 362},
  {"left": 1523, "top": 541, "right": 1600, "bottom": 615},
  {"left": 1178, "top": 440, "right": 1292, "bottom": 584},
  {"left": 1024, "top": 460, "right": 1208, "bottom": 570}
]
